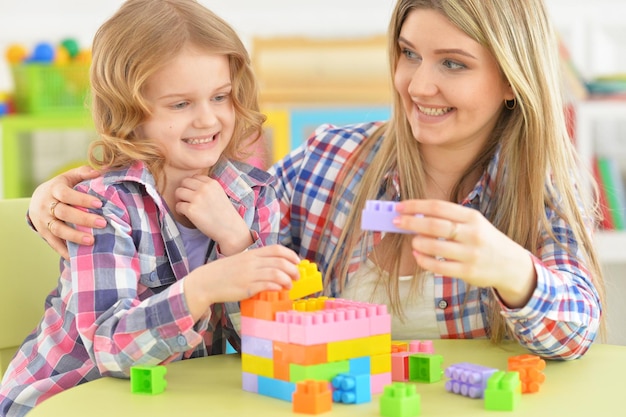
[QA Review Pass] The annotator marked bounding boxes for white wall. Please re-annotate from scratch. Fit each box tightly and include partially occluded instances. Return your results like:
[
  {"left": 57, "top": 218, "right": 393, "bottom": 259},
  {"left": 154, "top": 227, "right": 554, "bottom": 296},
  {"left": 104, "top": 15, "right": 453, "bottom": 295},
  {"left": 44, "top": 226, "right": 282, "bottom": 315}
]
[{"left": 2, "top": 0, "right": 626, "bottom": 92}]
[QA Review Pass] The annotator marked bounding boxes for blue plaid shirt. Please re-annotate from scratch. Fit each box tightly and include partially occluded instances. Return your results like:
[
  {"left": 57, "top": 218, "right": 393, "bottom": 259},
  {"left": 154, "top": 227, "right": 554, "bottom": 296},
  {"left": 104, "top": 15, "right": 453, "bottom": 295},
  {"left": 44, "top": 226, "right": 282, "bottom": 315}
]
[{"left": 270, "top": 122, "right": 602, "bottom": 360}]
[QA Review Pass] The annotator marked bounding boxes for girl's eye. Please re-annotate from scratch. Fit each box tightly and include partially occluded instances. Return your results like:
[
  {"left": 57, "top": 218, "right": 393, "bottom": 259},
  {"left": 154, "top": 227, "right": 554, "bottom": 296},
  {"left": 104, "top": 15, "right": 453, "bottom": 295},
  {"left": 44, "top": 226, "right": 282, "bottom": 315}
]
[
  {"left": 171, "top": 101, "right": 189, "bottom": 110},
  {"left": 213, "top": 93, "right": 231, "bottom": 103},
  {"left": 443, "top": 60, "right": 466, "bottom": 70}
]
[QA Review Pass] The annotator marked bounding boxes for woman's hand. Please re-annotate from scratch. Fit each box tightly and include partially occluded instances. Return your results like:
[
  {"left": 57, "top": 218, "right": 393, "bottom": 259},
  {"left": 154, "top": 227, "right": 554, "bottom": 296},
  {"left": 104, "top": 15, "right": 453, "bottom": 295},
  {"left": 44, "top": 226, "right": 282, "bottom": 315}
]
[
  {"left": 393, "top": 199, "right": 536, "bottom": 308},
  {"left": 30, "top": 166, "right": 107, "bottom": 260},
  {"left": 183, "top": 245, "right": 301, "bottom": 320}
]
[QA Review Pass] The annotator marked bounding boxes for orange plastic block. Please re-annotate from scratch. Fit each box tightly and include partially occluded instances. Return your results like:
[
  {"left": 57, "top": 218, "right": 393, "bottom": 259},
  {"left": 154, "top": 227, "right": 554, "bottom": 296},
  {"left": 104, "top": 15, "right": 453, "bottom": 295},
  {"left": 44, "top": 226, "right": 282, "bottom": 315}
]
[
  {"left": 391, "top": 342, "right": 409, "bottom": 353},
  {"left": 273, "top": 340, "right": 328, "bottom": 365},
  {"left": 240, "top": 290, "right": 292, "bottom": 320},
  {"left": 290, "top": 259, "right": 324, "bottom": 300},
  {"left": 274, "top": 359, "right": 291, "bottom": 382},
  {"left": 507, "top": 354, "right": 546, "bottom": 393},
  {"left": 293, "top": 380, "right": 332, "bottom": 415}
]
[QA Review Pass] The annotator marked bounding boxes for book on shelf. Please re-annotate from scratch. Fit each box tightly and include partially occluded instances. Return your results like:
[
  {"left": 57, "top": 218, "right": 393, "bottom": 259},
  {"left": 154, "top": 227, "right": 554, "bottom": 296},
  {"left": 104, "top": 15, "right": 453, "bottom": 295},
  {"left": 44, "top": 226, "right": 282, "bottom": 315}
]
[
  {"left": 592, "top": 155, "right": 615, "bottom": 230},
  {"left": 595, "top": 155, "right": 626, "bottom": 230}
]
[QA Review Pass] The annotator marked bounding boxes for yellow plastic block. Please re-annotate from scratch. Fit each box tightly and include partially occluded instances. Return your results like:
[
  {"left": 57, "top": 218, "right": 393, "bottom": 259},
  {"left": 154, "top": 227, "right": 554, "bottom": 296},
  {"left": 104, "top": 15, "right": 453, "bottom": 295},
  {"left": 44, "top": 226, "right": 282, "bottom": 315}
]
[
  {"left": 241, "top": 353, "right": 274, "bottom": 378},
  {"left": 371, "top": 353, "right": 392, "bottom": 374},
  {"left": 289, "top": 259, "right": 323, "bottom": 300},
  {"left": 293, "top": 297, "right": 329, "bottom": 312},
  {"left": 327, "top": 338, "right": 357, "bottom": 362},
  {"left": 369, "top": 334, "right": 392, "bottom": 356}
]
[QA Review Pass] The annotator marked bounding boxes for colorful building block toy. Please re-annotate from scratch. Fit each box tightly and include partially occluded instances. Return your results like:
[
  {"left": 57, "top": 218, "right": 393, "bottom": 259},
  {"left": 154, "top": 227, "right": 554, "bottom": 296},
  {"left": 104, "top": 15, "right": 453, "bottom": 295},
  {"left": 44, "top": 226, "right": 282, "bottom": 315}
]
[
  {"left": 408, "top": 353, "right": 444, "bottom": 383},
  {"left": 444, "top": 362, "right": 498, "bottom": 399},
  {"left": 240, "top": 260, "right": 393, "bottom": 402},
  {"left": 484, "top": 371, "right": 522, "bottom": 411},
  {"left": 290, "top": 259, "right": 324, "bottom": 300},
  {"left": 507, "top": 354, "right": 546, "bottom": 393},
  {"left": 130, "top": 365, "right": 167, "bottom": 395},
  {"left": 293, "top": 380, "right": 332, "bottom": 414},
  {"left": 380, "top": 382, "right": 421, "bottom": 417}
]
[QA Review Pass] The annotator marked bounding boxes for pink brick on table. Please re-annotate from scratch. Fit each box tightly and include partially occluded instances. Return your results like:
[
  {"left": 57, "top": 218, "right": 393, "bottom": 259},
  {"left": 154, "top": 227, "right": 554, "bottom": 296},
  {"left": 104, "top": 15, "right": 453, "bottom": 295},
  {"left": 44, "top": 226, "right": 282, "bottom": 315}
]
[
  {"left": 409, "top": 340, "right": 434, "bottom": 354},
  {"left": 391, "top": 352, "right": 411, "bottom": 382},
  {"left": 324, "top": 299, "right": 391, "bottom": 336}
]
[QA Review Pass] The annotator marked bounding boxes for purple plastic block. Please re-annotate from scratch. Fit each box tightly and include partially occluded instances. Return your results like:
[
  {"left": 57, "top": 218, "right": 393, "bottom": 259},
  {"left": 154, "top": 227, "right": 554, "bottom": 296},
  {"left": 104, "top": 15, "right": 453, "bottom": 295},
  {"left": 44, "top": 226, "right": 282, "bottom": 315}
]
[
  {"left": 241, "top": 334, "right": 274, "bottom": 358},
  {"left": 242, "top": 372, "right": 258, "bottom": 393},
  {"left": 444, "top": 363, "right": 498, "bottom": 399},
  {"left": 361, "top": 200, "right": 410, "bottom": 234}
]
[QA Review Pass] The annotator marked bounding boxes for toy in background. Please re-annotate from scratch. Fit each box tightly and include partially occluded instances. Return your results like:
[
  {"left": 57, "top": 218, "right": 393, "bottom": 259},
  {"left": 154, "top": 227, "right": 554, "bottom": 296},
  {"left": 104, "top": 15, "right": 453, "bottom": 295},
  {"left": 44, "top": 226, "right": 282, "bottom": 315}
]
[
  {"left": 5, "top": 38, "right": 91, "bottom": 114},
  {"left": 0, "top": 91, "right": 14, "bottom": 116}
]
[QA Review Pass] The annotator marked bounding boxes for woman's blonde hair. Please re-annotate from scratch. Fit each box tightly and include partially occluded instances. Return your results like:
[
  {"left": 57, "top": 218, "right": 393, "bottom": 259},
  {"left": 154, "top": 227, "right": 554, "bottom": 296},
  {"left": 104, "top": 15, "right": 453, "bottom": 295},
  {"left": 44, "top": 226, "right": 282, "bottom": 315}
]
[
  {"left": 324, "top": 0, "right": 605, "bottom": 343},
  {"left": 87, "top": 0, "right": 265, "bottom": 180}
]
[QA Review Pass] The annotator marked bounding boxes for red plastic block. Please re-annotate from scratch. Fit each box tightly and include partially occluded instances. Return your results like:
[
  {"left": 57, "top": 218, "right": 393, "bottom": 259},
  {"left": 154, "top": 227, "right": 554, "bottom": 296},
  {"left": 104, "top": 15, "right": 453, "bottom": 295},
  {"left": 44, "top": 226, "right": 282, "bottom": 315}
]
[
  {"left": 293, "top": 380, "right": 333, "bottom": 414},
  {"left": 240, "top": 290, "right": 292, "bottom": 321},
  {"left": 391, "top": 352, "right": 411, "bottom": 382},
  {"left": 507, "top": 354, "right": 546, "bottom": 393}
]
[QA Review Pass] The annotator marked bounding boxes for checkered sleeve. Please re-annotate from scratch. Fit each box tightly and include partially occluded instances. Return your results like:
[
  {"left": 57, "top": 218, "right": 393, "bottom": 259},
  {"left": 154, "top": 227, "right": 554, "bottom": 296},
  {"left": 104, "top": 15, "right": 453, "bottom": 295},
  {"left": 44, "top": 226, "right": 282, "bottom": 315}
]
[
  {"left": 70, "top": 188, "right": 203, "bottom": 378},
  {"left": 499, "top": 213, "right": 602, "bottom": 360}
]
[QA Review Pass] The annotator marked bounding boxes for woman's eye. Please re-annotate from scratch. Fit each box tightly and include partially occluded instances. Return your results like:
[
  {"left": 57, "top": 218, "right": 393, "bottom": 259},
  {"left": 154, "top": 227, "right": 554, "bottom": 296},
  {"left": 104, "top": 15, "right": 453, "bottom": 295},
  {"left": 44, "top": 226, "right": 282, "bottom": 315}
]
[
  {"left": 171, "top": 102, "right": 189, "bottom": 109},
  {"left": 402, "top": 48, "right": 419, "bottom": 61},
  {"left": 443, "top": 60, "right": 466, "bottom": 70},
  {"left": 213, "top": 93, "right": 231, "bottom": 103}
]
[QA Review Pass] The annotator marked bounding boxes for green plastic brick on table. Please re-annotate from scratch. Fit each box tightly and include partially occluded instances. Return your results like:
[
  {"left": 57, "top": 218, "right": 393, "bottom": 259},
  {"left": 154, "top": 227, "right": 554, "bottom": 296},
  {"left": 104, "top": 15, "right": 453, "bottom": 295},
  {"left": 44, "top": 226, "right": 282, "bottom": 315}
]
[
  {"left": 484, "top": 371, "right": 522, "bottom": 411},
  {"left": 380, "top": 382, "right": 421, "bottom": 417},
  {"left": 408, "top": 354, "right": 444, "bottom": 383},
  {"left": 130, "top": 365, "right": 167, "bottom": 395}
]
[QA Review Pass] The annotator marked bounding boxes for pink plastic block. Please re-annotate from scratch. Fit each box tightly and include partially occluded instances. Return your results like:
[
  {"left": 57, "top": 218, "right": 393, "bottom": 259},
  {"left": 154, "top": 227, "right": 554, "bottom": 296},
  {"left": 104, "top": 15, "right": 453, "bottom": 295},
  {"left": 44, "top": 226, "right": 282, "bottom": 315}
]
[
  {"left": 241, "top": 315, "right": 289, "bottom": 343},
  {"left": 391, "top": 352, "right": 410, "bottom": 382},
  {"left": 324, "top": 299, "right": 391, "bottom": 336},
  {"left": 371, "top": 372, "right": 392, "bottom": 394},
  {"left": 280, "top": 308, "right": 370, "bottom": 346},
  {"left": 408, "top": 340, "right": 434, "bottom": 354}
]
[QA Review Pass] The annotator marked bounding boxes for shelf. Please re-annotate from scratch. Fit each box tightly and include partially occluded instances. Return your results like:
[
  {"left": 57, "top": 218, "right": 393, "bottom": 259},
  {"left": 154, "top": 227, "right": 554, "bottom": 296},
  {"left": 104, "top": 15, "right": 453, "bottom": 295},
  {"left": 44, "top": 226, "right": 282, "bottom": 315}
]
[{"left": 595, "top": 231, "right": 626, "bottom": 263}]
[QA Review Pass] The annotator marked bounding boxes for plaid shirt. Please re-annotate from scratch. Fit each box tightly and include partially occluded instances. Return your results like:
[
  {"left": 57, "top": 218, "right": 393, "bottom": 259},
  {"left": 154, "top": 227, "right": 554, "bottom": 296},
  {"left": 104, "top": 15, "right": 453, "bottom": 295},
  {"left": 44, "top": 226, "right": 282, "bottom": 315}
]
[
  {"left": 270, "top": 122, "right": 602, "bottom": 361},
  {"left": 0, "top": 159, "right": 277, "bottom": 416}
]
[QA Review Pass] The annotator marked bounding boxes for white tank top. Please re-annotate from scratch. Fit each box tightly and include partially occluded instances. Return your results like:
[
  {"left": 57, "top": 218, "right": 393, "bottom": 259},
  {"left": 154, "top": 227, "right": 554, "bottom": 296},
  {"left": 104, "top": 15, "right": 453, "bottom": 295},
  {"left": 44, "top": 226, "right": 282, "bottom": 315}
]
[{"left": 342, "top": 259, "right": 440, "bottom": 339}]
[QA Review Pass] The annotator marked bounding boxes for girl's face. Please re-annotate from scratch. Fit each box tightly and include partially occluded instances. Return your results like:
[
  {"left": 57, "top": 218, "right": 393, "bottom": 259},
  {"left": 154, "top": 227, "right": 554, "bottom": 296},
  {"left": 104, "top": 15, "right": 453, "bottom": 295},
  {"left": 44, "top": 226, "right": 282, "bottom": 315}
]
[
  {"left": 138, "top": 46, "right": 235, "bottom": 179},
  {"left": 394, "top": 9, "right": 514, "bottom": 150}
]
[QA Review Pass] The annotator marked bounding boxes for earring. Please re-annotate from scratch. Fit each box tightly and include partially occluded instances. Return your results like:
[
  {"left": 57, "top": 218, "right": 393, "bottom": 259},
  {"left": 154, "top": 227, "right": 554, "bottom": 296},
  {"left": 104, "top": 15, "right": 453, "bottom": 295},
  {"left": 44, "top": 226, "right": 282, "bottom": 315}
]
[{"left": 504, "top": 98, "right": 517, "bottom": 110}]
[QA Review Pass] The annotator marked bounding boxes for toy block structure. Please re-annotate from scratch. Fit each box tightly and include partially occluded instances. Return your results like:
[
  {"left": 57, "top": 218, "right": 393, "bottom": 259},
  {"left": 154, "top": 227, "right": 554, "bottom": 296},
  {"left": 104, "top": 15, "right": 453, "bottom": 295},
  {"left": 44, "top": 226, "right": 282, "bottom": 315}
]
[
  {"left": 241, "top": 260, "right": 392, "bottom": 403},
  {"left": 293, "top": 380, "right": 332, "bottom": 414},
  {"left": 361, "top": 200, "right": 411, "bottom": 234},
  {"left": 444, "top": 363, "right": 498, "bottom": 399},
  {"left": 484, "top": 371, "right": 522, "bottom": 411},
  {"left": 507, "top": 354, "right": 546, "bottom": 393},
  {"left": 391, "top": 340, "right": 435, "bottom": 382},
  {"left": 130, "top": 365, "right": 167, "bottom": 395},
  {"left": 380, "top": 382, "right": 421, "bottom": 417}
]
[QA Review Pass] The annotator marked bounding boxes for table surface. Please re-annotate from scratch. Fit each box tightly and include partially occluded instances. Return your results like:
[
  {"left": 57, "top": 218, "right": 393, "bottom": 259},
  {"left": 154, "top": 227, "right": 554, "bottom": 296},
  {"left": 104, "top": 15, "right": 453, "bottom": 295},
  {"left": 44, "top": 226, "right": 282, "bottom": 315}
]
[{"left": 29, "top": 340, "right": 625, "bottom": 417}]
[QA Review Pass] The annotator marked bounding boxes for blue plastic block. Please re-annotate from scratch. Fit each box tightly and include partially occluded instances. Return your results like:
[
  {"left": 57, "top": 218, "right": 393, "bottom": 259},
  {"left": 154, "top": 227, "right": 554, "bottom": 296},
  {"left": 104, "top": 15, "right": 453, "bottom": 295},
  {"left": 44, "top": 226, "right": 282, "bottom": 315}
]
[
  {"left": 258, "top": 375, "right": 297, "bottom": 402},
  {"left": 349, "top": 356, "right": 371, "bottom": 375},
  {"left": 331, "top": 373, "right": 371, "bottom": 404}
]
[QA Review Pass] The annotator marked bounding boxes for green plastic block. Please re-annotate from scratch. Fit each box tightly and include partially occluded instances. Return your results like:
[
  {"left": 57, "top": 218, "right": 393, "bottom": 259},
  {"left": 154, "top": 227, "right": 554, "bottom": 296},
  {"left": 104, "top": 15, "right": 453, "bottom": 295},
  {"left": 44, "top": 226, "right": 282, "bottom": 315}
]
[
  {"left": 484, "top": 371, "right": 521, "bottom": 411},
  {"left": 130, "top": 365, "right": 167, "bottom": 395},
  {"left": 380, "top": 382, "right": 421, "bottom": 417},
  {"left": 408, "top": 353, "right": 444, "bottom": 383},
  {"left": 289, "top": 360, "right": 350, "bottom": 383}
]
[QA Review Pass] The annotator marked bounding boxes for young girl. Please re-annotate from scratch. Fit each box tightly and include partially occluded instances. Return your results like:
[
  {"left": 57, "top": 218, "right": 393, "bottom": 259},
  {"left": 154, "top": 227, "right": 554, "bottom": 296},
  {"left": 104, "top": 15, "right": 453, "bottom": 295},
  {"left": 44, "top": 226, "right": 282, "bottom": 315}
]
[
  {"left": 29, "top": 0, "right": 605, "bottom": 362},
  {"left": 0, "top": 1, "right": 300, "bottom": 415}
]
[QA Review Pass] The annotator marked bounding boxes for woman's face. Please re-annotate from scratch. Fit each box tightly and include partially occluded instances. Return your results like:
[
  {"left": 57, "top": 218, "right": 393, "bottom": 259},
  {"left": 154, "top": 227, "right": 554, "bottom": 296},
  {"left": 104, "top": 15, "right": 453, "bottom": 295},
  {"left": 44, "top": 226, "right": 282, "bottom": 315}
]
[{"left": 394, "top": 9, "right": 514, "bottom": 150}]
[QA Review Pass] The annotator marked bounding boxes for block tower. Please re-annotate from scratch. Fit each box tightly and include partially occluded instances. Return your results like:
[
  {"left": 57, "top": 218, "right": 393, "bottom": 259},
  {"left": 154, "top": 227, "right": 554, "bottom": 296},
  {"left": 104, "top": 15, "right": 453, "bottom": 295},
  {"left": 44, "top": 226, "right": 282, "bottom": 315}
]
[{"left": 240, "top": 259, "right": 392, "bottom": 403}]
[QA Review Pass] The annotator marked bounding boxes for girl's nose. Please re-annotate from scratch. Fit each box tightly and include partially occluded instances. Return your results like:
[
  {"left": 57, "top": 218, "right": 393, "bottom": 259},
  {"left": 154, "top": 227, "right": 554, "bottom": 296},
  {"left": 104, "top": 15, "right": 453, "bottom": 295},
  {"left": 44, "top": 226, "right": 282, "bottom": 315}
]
[{"left": 408, "top": 65, "right": 438, "bottom": 98}]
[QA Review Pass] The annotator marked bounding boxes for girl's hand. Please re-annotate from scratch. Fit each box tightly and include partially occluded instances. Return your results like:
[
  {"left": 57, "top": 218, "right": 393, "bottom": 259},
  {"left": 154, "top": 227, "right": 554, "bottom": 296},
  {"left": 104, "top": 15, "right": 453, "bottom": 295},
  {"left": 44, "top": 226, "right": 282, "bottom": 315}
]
[
  {"left": 30, "top": 166, "right": 106, "bottom": 259},
  {"left": 183, "top": 245, "right": 301, "bottom": 320},
  {"left": 393, "top": 199, "right": 536, "bottom": 308},
  {"left": 175, "top": 175, "right": 253, "bottom": 255}
]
